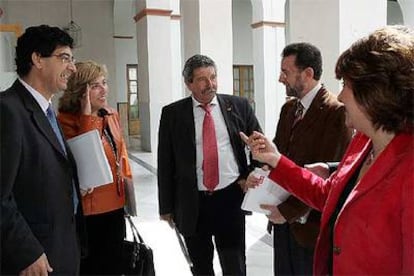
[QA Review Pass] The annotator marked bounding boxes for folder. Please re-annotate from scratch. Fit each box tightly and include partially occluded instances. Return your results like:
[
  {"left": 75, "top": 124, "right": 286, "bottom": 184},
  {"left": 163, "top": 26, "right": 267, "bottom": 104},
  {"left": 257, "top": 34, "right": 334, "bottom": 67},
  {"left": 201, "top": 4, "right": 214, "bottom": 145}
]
[{"left": 67, "top": 129, "right": 113, "bottom": 190}]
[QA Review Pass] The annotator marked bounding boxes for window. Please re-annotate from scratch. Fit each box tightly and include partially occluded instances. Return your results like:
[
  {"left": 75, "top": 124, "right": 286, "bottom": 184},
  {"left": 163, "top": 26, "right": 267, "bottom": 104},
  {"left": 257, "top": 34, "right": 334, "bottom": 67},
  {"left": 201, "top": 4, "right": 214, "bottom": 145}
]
[
  {"left": 233, "top": 65, "right": 255, "bottom": 109},
  {"left": 127, "top": 64, "right": 140, "bottom": 136}
]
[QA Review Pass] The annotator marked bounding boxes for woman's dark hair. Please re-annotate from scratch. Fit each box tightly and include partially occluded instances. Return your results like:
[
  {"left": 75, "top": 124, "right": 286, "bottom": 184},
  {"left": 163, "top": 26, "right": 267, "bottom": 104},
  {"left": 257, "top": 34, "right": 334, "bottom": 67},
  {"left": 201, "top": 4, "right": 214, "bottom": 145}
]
[
  {"left": 336, "top": 25, "right": 414, "bottom": 133},
  {"left": 15, "top": 25, "right": 73, "bottom": 77}
]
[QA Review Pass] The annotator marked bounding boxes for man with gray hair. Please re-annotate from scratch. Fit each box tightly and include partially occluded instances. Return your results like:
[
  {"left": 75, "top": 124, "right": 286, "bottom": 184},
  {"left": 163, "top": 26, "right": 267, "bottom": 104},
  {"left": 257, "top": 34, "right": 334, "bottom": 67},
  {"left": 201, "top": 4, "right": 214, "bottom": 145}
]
[{"left": 157, "top": 54, "right": 261, "bottom": 275}]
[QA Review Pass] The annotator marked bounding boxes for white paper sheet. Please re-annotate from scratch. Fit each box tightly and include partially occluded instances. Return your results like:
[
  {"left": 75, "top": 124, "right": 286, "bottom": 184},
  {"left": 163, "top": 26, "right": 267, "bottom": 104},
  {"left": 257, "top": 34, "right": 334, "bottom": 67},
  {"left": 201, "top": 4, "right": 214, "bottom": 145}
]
[
  {"left": 241, "top": 168, "right": 290, "bottom": 215},
  {"left": 67, "top": 129, "right": 113, "bottom": 190}
]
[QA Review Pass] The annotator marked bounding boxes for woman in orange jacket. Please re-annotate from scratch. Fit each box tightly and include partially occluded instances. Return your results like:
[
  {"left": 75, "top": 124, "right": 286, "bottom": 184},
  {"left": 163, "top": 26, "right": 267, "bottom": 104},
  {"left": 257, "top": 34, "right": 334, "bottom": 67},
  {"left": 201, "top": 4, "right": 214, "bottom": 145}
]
[{"left": 58, "top": 60, "right": 134, "bottom": 275}]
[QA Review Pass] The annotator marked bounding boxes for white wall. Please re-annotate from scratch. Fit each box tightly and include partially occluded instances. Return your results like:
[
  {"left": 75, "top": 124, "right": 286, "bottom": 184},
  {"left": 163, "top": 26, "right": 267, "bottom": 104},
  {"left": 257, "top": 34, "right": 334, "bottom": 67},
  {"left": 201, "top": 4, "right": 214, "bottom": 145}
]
[
  {"left": 232, "top": 0, "right": 253, "bottom": 65},
  {"left": 0, "top": 32, "right": 15, "bottom": 72},
  {"left": 288, "top": 0, "right": 340, "bottom": 94},
  {"left": 288, "top": 0, "right": 387, "bottom": 94},
  {"left": 114, "top": 0, "right": 138, "bottom": 103},
  {"left": 181, "top": 0, "right": 234, "bottom": 95},
  {"left": 0, "top": 72, "right": 16, "bottom": 91},
  {"left": 399, "top": 0, "right": 414, "bottom": 27},
  {"left": 199, "top": 0, "right": 233, "bottom": 95},
  {"left": 1, "top": 0, "right": 118, "bottom": 107},
  {"left": 180, "top": 0, "right": 200, "bottom": 62},
  {"left": 388, "top": 1, "right": 404, "bottom": 24}
]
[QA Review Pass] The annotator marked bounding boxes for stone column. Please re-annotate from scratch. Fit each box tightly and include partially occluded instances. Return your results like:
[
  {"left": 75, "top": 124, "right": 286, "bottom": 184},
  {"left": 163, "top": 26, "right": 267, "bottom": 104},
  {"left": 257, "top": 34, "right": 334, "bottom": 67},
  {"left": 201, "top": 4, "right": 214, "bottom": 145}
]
[
  {"left": 399, "top": 0, "right": 414, "bottom": 27},
  {"left": 251, "top": 0, "right": 286, "bottom": 137},
  {"left": 181, "top": 0, "right": 233, "bottom": 95},
  {"left": 135, "top": 0, "right": 181, "bottom": 153},
  {"left": 288, "top": 0, "right": 387, "bottom": 93}
]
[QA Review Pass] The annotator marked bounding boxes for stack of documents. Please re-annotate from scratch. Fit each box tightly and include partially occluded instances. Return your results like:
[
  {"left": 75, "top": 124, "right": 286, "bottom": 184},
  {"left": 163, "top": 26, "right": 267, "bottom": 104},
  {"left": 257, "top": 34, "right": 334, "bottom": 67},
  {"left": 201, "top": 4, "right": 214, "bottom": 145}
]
[
  {"left": 67, "top": 129, "right": 113, "bottom": 190},
  {"left": 241, "top": 168, "right": 290, "bottom": 215}
]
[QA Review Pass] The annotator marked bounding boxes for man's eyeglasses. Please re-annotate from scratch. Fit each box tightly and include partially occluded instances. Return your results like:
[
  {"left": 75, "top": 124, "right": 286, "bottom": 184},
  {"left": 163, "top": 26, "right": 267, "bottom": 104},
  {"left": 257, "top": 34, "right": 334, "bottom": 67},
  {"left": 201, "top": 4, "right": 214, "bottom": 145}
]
[{"left": 50, "top": 53, "right": 76, "bottom": 65}]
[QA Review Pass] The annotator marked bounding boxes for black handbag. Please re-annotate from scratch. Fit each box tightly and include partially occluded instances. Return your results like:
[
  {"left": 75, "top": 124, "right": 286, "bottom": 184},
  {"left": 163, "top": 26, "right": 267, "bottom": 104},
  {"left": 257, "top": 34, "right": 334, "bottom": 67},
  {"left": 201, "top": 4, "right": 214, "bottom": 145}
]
[{"left": 122, "top": 216, "right": 155, "bottom": 276}]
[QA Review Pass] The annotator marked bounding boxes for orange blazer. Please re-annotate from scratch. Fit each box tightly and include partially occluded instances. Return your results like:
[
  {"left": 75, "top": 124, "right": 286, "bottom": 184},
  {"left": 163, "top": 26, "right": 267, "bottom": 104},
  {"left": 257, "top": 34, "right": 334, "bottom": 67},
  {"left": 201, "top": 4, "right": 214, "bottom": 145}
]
[{"left": 58, "top": 107, "right": 132, "bottom": 215}]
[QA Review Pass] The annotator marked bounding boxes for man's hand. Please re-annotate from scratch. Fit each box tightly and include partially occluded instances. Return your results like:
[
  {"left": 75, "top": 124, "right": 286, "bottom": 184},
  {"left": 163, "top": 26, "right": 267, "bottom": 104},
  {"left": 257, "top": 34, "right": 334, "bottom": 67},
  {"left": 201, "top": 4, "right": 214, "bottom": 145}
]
[
  {"left": 80, "top": 187, "right": 94, "bottom": 196},
  {"left": 19, "top": 253, "right": 53, "bottom": 276},
  {"left": 237, "top": 178, "right": 248, "bottom": 192},
  {"left": 260, "top": 204, "right": 287, "bottom": 224},
  {"left": 160, "top": 213, "right": 174, "bottom": 228},
  {"left": 245, "top": 165, "right": 271, "bottom": 190},
  {"left": 245, "top": 171, "right": 261, "bottom": 189}
]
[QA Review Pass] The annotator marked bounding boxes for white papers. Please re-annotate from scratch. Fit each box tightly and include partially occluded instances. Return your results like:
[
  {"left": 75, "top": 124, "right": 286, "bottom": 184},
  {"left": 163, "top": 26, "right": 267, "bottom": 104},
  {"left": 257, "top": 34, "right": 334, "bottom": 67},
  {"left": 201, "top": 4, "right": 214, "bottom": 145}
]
[
  {"left": 67, "top": 129, "right": 113, "bottom": 190},
  {"left": 241, "top": 168, "right": 290, "bottom": 215}
]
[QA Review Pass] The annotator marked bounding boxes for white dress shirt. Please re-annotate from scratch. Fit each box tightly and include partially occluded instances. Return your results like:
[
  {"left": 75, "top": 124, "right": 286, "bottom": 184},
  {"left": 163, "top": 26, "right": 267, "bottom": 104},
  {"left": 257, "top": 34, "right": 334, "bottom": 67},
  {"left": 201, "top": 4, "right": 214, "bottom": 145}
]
[
  {"left": 299, "top": 82, "right": 322, "bottom": 117},
  {"left": 19, "top": 78, "right": 50, "bottom": 115},
  {"left": 192, "top": 95, "right": 239, "bottom": 191}
]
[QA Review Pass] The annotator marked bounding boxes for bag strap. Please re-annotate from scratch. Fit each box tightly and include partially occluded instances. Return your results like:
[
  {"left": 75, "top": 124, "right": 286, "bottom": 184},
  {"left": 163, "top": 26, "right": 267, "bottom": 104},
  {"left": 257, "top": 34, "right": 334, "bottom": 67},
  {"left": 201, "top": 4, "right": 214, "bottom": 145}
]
[{"left": 126, "top": 215, "right": 145, "bottom": 244}]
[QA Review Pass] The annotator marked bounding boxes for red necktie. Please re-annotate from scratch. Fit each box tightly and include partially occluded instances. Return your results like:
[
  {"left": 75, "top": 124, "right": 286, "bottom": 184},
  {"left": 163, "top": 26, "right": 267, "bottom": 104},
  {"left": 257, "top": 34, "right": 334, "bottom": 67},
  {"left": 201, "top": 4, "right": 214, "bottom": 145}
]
[{"left": 201, "top": 104, "right": 219, "bottom": 191}]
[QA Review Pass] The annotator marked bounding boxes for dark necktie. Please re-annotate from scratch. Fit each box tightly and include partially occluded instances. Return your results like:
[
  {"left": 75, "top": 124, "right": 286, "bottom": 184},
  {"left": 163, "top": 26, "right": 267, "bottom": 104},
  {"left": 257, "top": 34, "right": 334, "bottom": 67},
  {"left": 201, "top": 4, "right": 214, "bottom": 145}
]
[
  {"left": 201, "top": 104, "right": 219, "bottom": 191},
  {"left": 46, "top": 104, "right": 66, "bottom": 154},
  {"left": 292, "top": 101, "right": 304, "bottom": 128}
]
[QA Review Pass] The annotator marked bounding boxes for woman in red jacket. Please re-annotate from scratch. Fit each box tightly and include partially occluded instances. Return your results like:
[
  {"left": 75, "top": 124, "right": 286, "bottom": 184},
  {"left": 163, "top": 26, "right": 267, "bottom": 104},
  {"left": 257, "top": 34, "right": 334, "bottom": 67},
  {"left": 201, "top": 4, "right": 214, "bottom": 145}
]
[
  {"left": 58, "top": 60, "right": 135, "bottom": 275},
  {"left": 242, "top": 25, "right": 413, "bottom": 275}
]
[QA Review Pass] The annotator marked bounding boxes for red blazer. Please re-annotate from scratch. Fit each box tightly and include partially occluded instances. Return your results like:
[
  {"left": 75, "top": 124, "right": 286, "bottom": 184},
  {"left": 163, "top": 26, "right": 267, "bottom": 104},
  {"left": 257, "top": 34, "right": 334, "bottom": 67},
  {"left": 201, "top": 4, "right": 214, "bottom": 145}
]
[{"left": 269, "top": 132, "right": 414, "bottom": 275}]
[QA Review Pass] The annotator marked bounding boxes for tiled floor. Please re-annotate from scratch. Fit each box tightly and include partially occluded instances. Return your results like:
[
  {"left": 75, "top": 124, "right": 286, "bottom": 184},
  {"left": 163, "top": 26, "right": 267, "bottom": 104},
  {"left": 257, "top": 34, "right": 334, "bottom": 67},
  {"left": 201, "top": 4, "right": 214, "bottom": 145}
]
[{"left": 127, "top": 150, "right": 273, "bottom": 276}]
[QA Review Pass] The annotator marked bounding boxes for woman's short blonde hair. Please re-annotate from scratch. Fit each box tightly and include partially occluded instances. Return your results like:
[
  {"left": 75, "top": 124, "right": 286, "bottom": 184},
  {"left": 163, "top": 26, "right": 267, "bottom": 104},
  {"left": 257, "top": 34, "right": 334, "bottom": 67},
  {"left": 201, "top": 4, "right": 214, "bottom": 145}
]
[{"left": 58, "top": 60, "right": 108, "bottom": 114}]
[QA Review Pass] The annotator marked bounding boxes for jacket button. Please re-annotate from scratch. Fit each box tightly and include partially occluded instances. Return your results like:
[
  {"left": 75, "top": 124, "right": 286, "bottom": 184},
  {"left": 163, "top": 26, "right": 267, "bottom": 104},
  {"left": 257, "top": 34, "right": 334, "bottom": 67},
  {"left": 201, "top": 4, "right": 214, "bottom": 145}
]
[{"left": 333, "top": 245, "right": 341, "bottom": 255}]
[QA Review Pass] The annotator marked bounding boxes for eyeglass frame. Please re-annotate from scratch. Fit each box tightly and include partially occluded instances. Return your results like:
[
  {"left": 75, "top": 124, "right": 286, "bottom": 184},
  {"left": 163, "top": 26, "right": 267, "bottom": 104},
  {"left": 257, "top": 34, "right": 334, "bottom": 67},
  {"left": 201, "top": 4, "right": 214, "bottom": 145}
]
[{"left": 47, "top": 53, "right": 76, "bottom": 65}]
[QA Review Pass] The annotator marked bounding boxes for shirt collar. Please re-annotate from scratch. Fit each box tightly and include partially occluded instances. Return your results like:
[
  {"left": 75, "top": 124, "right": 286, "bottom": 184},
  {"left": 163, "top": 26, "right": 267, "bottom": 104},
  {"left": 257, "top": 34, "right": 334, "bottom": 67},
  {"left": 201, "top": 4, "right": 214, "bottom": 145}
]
[
  {"left": 18, "top": 78, "right": 51, "bottom": 114},
  {"left": 192, "top": 95, "right": 218, "bottom": 108},
  {"left": 300, "top": 82, "right": 322, "bottom": 110}
]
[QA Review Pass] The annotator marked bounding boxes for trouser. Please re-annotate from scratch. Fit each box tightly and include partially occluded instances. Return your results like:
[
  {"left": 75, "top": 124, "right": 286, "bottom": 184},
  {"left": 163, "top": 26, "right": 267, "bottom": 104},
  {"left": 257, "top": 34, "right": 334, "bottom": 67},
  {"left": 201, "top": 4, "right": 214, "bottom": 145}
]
[
  {"left": 80, "top": 208, "right": 126, "bottom": 275},
  {"left": 273, "top": 223, "right": 313, "bottom": 276},
  {"left": 184, "top": 183, "right": 246, "bottom": 276}
]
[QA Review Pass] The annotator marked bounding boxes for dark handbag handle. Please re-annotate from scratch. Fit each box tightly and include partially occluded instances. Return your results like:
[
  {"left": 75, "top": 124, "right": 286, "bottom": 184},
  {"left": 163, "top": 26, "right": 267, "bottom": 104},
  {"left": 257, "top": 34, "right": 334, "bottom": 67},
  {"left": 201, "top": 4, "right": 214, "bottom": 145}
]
[{"left": 125, "top": 215, "right": 145, "bottom": 244}]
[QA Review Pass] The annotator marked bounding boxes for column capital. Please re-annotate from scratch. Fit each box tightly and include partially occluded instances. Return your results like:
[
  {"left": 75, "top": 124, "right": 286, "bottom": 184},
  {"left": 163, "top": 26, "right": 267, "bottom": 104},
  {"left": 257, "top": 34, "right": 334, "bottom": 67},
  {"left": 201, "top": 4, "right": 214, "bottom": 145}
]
[
  {"left": 251, "top": 21, "right": 285, "bottom": 29},
  {"left": 134, "top": 8, "right": 173, "bottom": 22}
]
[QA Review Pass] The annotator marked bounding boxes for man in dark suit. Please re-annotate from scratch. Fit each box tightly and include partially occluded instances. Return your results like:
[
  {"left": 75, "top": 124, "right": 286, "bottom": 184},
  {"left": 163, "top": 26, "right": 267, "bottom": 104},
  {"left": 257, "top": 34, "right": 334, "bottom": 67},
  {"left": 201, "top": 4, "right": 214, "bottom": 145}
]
[
  {"left": 157, "top": 54, "right": 261, "bottom": 276},
  {"left": 262, "top": 43, "right": 352, "bottom": 275},
  {"left": 0, "top": 25, "right": 84, "bottom": 275}
]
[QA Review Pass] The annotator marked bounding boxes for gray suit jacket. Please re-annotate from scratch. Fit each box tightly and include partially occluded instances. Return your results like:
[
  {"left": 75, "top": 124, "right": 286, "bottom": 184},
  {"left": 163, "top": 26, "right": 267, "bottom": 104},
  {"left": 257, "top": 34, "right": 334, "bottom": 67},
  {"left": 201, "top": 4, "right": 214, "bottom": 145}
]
[
  {"left": 0, "top": 80, "right": 85, "bottom": 274},
  {"left": 157, "top": 94, "right": 261, "bottom": 235}
]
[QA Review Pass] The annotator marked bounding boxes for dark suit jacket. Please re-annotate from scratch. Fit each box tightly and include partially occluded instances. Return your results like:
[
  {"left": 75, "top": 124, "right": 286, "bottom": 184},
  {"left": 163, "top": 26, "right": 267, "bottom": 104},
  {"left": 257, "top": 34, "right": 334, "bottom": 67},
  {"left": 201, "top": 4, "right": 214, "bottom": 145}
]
[
  {"left": 273, "top": 86, "right": 352, "bottom": 248},
  {"left": 0, "top": 80, "right": 85, "bottom": 274},
  {"left": 157, "top": 94, "right": 261, "bottom": 236}
]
